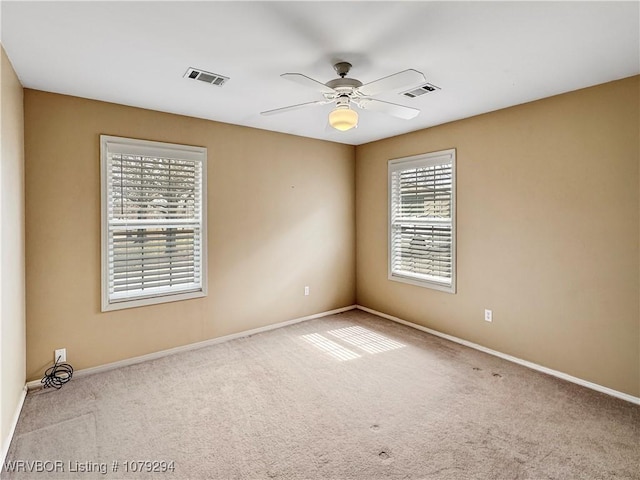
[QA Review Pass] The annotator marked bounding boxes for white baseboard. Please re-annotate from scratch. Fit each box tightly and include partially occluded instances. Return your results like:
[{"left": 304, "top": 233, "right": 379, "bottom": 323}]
[
  {"left": 26, "top": 305, "right": 357, "bottom": 391},
  {"left": 357, "top": 305, "right": 640, "bottom": 405},
  {"left": 26, "top": 302, "right": 636, "bottom": 404},
  {"left": 1, "top": 385, "right": 27, "bottom": 467}
]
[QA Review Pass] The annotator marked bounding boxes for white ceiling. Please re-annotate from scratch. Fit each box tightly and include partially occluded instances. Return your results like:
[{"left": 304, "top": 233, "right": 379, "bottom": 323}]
[{"left": 2, "top": 1, "right": 638, "bottom": 146}]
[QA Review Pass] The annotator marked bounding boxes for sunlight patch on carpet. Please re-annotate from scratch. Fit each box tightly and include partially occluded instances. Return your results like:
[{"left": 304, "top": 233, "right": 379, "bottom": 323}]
[
  {"left": 327, "top": 326, "right": 405, "bottom": 354},
  {"left": 301, "top": 333, "right": 361, "bottom": 361}
]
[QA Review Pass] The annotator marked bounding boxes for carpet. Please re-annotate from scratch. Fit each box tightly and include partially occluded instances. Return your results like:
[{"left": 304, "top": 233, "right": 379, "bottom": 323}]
[{"left": 4, "top": 309, "right": 639, "bottom": 479}]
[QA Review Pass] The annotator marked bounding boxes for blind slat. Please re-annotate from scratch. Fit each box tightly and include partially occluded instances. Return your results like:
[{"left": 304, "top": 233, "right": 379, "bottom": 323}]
[
  {"left": 113, "top": 272, "right": 197, "bottom": 288},
  {"left": 113, "top": 277, "right": 197, "bottom": 293},
  {"left": 114, "top": 265, "right": 195, "bottom": 277}
]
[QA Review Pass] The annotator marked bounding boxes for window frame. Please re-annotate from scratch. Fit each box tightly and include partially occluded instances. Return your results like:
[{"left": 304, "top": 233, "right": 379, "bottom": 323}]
[
  {"left": 100, "top": 135, "right": 208, "bottom": 312},
  {"left": 388, "top": 148, "right": 456, "bottom": 293}
]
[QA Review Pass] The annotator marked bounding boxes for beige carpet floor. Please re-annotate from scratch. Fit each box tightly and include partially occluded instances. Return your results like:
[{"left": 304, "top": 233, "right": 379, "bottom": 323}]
[{"left": 4, "top": 309, "right": 639, "bottom": 479}]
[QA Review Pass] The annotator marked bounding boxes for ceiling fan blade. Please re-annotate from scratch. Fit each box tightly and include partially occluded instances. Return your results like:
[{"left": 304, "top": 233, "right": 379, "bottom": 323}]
[
  {"left": 357, "top": 69, "right": 426, "bottom": 97},
  {"left": 355, "top": 98, "right": 420, "bottom": 120},
  {"left": 260, "top": 100, "right": 332, "bottom": 116},
  {"left": 281, "top": 73, "right": 336, "bottom": 95}
]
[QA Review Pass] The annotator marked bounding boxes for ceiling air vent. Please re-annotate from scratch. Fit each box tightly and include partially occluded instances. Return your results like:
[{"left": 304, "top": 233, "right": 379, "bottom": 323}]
[
  {"left": 184, "top": 67, "right": 229, "bottom": 86},
  {"left": 401, "top": 83, "right": 440, "bottom": 98}
]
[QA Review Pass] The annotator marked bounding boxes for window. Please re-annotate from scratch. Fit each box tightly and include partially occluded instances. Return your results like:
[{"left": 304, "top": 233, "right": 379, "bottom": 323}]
[
  {"left": 100, "top": 135, "right": 207, "bottom": 311},
  {"left": 388, "top": 149, "right": 456, "bottom": 293}
]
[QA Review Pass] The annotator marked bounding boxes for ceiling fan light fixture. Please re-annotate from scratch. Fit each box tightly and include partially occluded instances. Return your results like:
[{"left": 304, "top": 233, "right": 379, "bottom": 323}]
[
  {"left": 329, "top": 105, "right": 358, "bottom": 131},
  {"left": 263, "top": 63, "right": 426, "bottom": 130}
]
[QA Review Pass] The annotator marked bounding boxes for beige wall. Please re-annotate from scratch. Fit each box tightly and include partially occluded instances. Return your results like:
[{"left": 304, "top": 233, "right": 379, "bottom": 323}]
[
  {"left": 356, "top": 76, "right": 640, "bottom": 397},
  {"left": 24, "top": 90, "right": 355, "bottom": 381},
  {"left": 1, "top": 46, "right": 26, "bottom": 456}
]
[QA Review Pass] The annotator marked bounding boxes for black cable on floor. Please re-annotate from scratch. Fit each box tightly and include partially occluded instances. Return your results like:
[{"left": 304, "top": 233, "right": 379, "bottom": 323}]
[{"left": 41, "top": 356, "right": 73, "bottom": 389}]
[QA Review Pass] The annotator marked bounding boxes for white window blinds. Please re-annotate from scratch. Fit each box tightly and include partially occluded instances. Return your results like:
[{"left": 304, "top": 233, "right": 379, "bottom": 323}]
[
  {"left": 101, "top": 136, "right": 207, "bottom": 311},
  {"left": 388, "top": 149, "right": 456, "bottom": 293}
]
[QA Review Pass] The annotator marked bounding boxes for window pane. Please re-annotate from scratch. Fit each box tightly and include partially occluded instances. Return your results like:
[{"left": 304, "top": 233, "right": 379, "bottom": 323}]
[
  {"left": 109, "top": 226, "right": 201, "bottom": 294},
  {"left": 394, "top": 163, "right": 452, "bottom": 220},
  {"left": 110, "top": 154, "right": 199, "bottom": 221},
  {"left": 391, "top": 224, "right": 452, "bottom": 282}
]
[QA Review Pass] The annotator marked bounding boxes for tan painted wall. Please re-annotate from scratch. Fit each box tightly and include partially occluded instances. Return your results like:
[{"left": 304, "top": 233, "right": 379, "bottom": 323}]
[
  {"left": 356, "top": 76, "right": 640, "bottom": 397},
  {"left": 1, "top": 46, "right": 26, "bottom": 455},
  {"left": 24, "top": 90, "right": 355, "bottom": 381}
]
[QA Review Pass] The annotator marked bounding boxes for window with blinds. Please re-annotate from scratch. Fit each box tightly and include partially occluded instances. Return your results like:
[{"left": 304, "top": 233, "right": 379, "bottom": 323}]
[
  {"left": 100, "top": 135, "right": 207, "bottom": 311},
  {"left": 388, "top": 149, "right": 456, "bottom": 293}
]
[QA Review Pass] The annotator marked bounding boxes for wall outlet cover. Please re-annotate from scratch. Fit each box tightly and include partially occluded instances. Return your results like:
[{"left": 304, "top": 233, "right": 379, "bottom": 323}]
[{"left": 55, "top": 348, "right": 66, "bottom": 363}]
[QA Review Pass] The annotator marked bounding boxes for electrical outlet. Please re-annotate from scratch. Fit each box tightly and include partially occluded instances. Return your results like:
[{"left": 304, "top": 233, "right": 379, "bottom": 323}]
[
  {"left": 55, "top": 348, "right": 66, "bottom": 363},
  {"left": 304, "top": 286, "right": 310, "bottom": 296},
  {"left": 484, "top": 309, "right": 493, "bottom": 322}
]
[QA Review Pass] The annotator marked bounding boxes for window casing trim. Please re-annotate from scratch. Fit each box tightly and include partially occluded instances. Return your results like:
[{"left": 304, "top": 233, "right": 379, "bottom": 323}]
[
  {"left": 100, "top": 135, "right": 208, "bottom": 312},
  {"left": 388, "top": 148, "right": 456, "bottom": 294}
]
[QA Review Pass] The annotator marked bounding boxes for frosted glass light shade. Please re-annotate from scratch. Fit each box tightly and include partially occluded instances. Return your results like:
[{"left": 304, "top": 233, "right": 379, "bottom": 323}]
[{"left": 329, "top": 107, "right": 358, "bottom": 131}]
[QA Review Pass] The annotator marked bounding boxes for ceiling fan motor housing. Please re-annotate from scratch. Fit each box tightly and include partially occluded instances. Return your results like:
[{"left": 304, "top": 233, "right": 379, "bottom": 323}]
[
  {"left": 324, "top": 61, "right": 363, "bottom": 96},
  {"left": 325, "top": 77, "right": 363, "bottom": 97}
]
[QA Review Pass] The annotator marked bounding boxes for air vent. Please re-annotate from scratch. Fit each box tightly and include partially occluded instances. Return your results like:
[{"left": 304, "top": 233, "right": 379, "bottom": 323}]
[
  {"left": 401, "top": 83, "right": 440, "bottom": 98},
  {"left": 184, "top": 67, "right": 229, "bottom": 86}
]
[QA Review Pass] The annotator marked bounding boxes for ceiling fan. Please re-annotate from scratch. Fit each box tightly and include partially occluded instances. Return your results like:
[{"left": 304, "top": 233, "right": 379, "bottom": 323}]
[{"left": 260, "top": 62, "right": 427, "bottom": 131}]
